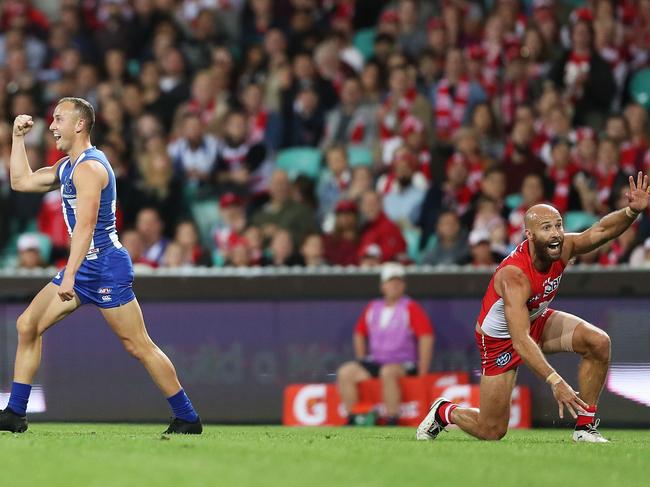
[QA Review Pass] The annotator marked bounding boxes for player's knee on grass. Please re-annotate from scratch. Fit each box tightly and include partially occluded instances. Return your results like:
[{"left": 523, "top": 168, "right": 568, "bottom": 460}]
[
  {"left": 16, "top": 312, "right": 38, "bottom": 342},
  {"left": 481, "top": 423, "right": 508, "bottom": 441}
]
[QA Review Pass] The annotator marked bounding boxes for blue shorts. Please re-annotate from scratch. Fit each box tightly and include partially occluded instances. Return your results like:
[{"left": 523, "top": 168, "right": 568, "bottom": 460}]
[{"left": 52, "top": 247, "right": 136, "bottom": 308}]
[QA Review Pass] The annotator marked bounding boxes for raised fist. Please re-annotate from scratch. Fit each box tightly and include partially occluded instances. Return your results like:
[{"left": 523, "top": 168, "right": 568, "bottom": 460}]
[{"left": 13, "top": 115, "right": 34, "bottom": 137}]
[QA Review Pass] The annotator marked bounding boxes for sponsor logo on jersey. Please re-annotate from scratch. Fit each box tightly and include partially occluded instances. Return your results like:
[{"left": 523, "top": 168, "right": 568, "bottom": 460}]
[
  {"left": 495, "top": 352, "right": 512, "bottom": 367},
  {"left": 101, "top": 295, "right": 112, "bottom": 302},
  {"left": 543, "top": 275, "right": 562, "bottom": 297},
  {"left": 63, "top": 178, "right": 74, "bottom": 195},
  {"left": 97, "top": 287, "right": 112, "bottom": 295}
]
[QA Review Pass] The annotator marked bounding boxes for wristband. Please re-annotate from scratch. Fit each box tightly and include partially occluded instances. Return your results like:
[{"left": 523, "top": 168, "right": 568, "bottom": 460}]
[
  {"left": 625, "top": 207, "right": 640, "bottom": 219},
  {"left": 545, "top": 371, "right": 562, "bottom": 386}
]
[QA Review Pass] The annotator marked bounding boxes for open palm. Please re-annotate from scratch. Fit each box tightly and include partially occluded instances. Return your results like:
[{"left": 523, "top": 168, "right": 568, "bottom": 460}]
[{"left": 628, "top": 171, "right": 650, "bottom": 213}]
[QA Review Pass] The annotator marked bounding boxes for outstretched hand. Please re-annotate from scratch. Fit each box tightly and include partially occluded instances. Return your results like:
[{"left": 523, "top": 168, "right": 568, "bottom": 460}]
[{"left": 627, "top": 171, "right": 650, "bottom": 214}]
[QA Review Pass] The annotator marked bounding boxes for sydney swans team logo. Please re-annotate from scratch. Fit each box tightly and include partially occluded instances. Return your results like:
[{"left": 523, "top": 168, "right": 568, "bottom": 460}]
[{"left": 496, "top": 352, "right": 512, "bottom": 368}]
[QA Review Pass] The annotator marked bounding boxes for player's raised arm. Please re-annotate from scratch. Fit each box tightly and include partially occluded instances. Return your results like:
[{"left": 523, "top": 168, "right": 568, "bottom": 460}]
[
  {"left": 566, "top": 171, "right": 650, "bottom": 258},
  {"left": 497, "top": 265, "right": 587, "bottom": 419},
  {"left": 10, "top": 115, "right": 64, "bottom": 193},
  {"left": 57, "top": 161, "right": 107, "bottom": 302}
]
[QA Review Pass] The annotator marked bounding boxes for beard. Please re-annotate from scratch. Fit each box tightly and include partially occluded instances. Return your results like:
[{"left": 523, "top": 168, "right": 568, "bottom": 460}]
[{"left": 532, "top": 236, "right": 564, "bottom": 262}]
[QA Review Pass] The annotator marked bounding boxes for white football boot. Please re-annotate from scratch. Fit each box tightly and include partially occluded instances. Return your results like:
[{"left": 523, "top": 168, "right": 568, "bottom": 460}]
[
  {"left": 416, "top": 397, "right": 449, "bottom": 441},
  {"left": 572, "top": 419, "right": 609, "bottom": 443}
]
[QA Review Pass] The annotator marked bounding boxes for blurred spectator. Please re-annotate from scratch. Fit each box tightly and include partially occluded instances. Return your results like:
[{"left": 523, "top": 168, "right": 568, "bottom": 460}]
[
  {"left": 214, "top": 192, "right": 247, "bottom": 259},
  {"left": 299, "top": 232, "right": 326, "bottom": 267},
  {"left": 629, "top": 237, "right": 650, "bottom": 267},
  {"left": 358, "top": 243, "right": 383, "bottom": 268},
  {"left": 623, "top": 103, "right": 649, "bottom": 171},
  {"left": 243, "top": 225, "right": 264, "bottom": 266},
  {"left": 317, "top": 145, "right": 351, "bottom": 222},
  {"left": 396, "top": 0, "right": 427, "bottom": 59},
  {"left": 284, "top": 85, "right": 324, "bottom": 147},
  {"left": 168, "top": 111, "right": 219, "bottom": 192},
  {"left": 291, "top": 174, "right": 318, "bottom": 211},
  {"left": 135, "top": 207, "right": 169, "bottom": 267},
  {"left": 508, "top": 173, "right": 547, "bottom": 247},
  {"left": 323, "top": 199, "right": 360, "bottom": 266},
  {"left": 377, "top": 147, "right": 427, "bottom": 227},
  {"left": 10, "top": 92, "right": 45, "bottom": 148},
  {"left": 546, "top": 138, "right": 579, "bottom": 214},
  {"left": 379, "top": 65, "right": 432, "bottom": 145},
  {"left": 431, "top": 48, "right": 486, "bottom": 145},
  {"left": 16, "top": 233, "right": 45, "bottom": 269},
  {"left": 161, "top": 242, "right": 184, "bottom": 268},
  {"left": 134, "top": 148, "right": 187, "bottom": 231},
  {"left": 421, "top": 210, "right": 469, "bottom": 266},
  {"left": 502, "top": 120, "right": 546, "bottom": 195},
  {"left": 241, "top": 82, "right": 282, "bottom": 151},
  {"left": 172, "top": 220, "right": 211, "bottom": 267},
  {"left": 214, "top": 109, "right": 271, "bottom": 198},
  {"left": 594, "top": 137, "right": 628, "bottom": 214},
  {"left": 224, "top": 237, "right": 253, "bottom": 268},
  {"left": 549, "top": 19, "right": 615, "bottom": 127},
  {"left": 321, "top": 76, "right": 377, "bottom": 150},
  {"left": 347, "top": 165, "right": 375, "bottom": 202},
  {"left": 337, "top": 263, "right": 434, "bottom": 425},
  {"left": 252, "top": 170, "right": 317, "bottom": 244},
  {"left": 470, "top": 102, "right": 504, "bottom": 163},
  {"left": 358, "top": 191, "right": 406, "bottom": 263},
  {"left": 262, "top": 228, "right": 301, "bottom": 266},
  {"left": 466, "top": 228, "right": 501, "bottom": 267},
  {"left": 121, "top": 228, "right": 155, "bottom": 269}
]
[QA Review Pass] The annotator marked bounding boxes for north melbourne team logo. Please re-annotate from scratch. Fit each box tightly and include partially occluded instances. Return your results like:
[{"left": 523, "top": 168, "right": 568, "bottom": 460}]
[{"left": 496, "top": 352, "right": 512, "bottom": 368}]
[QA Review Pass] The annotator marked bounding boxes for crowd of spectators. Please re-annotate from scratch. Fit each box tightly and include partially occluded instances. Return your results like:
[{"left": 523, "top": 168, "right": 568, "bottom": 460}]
[{"left": 2, "top": 0, "right": 650, "bottom": 271}]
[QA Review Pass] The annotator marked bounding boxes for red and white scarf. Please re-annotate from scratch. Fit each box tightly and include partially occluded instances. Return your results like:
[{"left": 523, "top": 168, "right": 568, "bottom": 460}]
[
  {"left": 500, "top": 79, "right": 528, "bottom": 130},
  {"left": 547, "top": 163, "right": 578, "bottom": 213},
  {"left": 434, "top": 77, "right": 470, "bottom": 142},
  {"left": 595, "top": 164, "right": 619, "bottom": 207},
  {"left": 379, "top": 87, "right": 417, "bottom": 142},
  {"left": 248, "top": 111, "right": 268, "bottom": 145}
]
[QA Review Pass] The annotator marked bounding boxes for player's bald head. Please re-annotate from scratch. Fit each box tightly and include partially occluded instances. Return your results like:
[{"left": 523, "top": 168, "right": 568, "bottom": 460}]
[{"left": 524, "top": 204, "right": 561, "bottom": 230}]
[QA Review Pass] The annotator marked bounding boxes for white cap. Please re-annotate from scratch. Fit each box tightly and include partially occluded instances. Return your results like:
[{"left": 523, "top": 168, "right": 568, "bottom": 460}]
[
  {"left": 340, "top": 47, "right": 364, "bottom": 73},
  {"left": 17, "top": 233, "right": 40, "bottom": 252},
  {"left": 469, "top": 228, "right": 491, "bottom": 246},
  {"left": 381, "top": 262, "right": 405, "bottom": 283}
]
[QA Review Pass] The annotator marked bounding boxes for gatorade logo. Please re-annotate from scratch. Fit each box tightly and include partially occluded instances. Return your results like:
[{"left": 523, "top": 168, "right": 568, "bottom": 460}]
[{"left": 292, "top": 385, "right": 327, "bottom": 425}]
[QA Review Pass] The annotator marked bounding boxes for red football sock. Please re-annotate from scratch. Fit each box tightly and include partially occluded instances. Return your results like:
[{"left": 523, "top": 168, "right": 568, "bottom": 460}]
[
  {"left": 576, "top": 405, "right": 597, "bottom": 427},
  {"left": 438, "top": 402, "right": 458, "bottom": 426}
]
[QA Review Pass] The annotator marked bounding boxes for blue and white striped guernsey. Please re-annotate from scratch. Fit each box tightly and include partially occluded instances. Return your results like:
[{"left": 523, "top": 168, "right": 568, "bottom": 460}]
[{"left": 58, "top": 146, "right": 122, "bottom": 260}]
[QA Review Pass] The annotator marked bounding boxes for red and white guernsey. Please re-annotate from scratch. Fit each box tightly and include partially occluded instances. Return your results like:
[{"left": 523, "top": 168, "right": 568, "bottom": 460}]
[{"left": 477, "top": 240, "right": 567, "bottom": 339}]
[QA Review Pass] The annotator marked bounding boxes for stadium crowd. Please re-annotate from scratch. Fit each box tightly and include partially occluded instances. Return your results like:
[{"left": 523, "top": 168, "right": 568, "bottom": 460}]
[{"left": 2, "top": 0, "right": 650, "bottom": 270}]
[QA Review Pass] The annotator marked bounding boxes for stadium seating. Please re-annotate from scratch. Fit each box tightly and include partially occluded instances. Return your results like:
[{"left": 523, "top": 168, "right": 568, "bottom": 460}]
[
  {"left": 505, "top": 193, "right": 523, "bottom": 210},
  {"left": 563, "top": 211, "right": 599, "bottom": 233},
  {"left": 630, "top": 67, "right": 650, "bottom": 109},
  {"left": 352, "top": 28, "right": 375, "bottom": 61},
  {"left": 347, "top": 145, "right": 374, "bottom": 167},
  {"left": 276, "top": 147, "right": 322, "bottom": 180}
]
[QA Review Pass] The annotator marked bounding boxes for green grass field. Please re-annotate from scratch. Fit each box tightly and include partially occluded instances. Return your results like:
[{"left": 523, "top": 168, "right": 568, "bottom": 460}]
[{"left": 1, "top": 425, "right": 647, "bottom": 487}]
